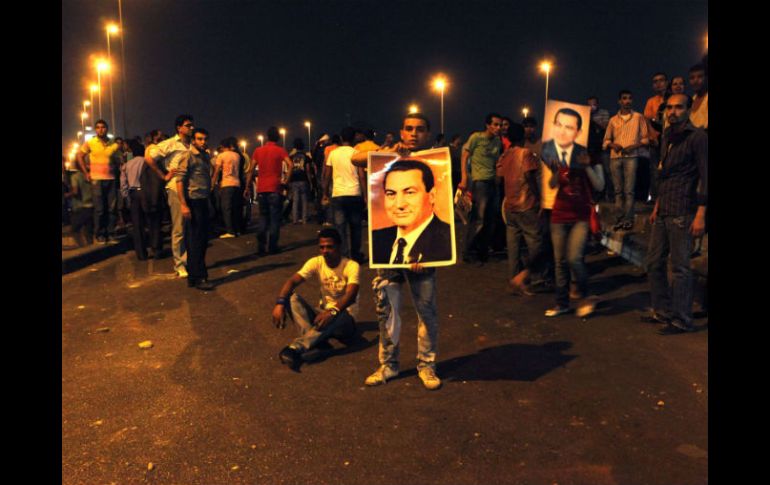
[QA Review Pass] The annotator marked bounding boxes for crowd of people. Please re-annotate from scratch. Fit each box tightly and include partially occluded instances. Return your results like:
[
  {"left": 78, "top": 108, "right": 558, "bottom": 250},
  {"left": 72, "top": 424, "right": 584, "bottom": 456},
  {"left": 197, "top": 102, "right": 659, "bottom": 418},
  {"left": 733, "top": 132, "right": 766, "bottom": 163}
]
[{"left": 62, "top": 61, "right": 707, "bottom": 387}]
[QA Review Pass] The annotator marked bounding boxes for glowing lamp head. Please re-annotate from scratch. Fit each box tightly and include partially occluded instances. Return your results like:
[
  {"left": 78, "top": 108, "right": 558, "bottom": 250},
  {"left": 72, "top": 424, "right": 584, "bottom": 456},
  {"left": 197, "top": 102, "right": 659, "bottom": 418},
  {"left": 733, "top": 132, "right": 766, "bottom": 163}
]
[
  {"left": 539, "top": 61, "right": 552, "bottom": 74},
  {"left": 408, "top": 104, "right": 419, "bottom": 114}
]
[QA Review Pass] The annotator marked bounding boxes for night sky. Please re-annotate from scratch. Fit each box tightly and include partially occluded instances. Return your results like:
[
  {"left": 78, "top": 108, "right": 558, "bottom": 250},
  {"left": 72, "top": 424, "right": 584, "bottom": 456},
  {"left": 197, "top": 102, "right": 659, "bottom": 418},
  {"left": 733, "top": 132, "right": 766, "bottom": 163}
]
[{"left": 62, "top": 0, "right": 707, "bottom": 150}]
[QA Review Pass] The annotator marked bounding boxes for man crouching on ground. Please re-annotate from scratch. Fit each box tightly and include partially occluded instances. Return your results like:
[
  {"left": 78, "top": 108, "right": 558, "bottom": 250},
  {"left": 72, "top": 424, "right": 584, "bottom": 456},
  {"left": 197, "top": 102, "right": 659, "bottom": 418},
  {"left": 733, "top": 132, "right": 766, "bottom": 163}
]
[{"left": 272, "top": 228, "right": 360, "bottom": 371}]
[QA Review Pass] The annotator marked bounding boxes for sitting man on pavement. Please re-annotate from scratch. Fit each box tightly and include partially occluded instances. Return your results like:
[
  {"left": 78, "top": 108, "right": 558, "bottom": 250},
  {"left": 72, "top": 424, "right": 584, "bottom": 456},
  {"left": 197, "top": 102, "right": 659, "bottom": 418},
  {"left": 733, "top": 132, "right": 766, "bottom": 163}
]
[{"left": 271, "top": 228, "right": 360, "bottom": 370}]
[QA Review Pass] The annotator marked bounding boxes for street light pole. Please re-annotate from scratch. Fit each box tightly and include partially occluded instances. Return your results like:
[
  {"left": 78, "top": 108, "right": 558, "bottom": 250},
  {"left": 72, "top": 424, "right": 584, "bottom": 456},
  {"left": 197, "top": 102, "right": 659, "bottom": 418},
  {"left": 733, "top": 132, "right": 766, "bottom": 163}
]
[
  {"left": 106, "top": 25, "right": 118, "bottom": 134},
  {"left": 118, "top": 0, "right": 129, "bottom": 136},
  {"left": 305, "top": 121, "right": 311, "bottom": 150}
]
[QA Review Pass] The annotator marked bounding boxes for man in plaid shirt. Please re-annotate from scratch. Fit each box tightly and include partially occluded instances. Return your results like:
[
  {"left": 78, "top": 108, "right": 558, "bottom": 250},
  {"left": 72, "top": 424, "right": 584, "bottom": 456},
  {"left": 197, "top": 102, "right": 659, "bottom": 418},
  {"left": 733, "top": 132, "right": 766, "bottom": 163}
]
[{"left": 644, "top": 94, "right": 707, "bottom": 335}]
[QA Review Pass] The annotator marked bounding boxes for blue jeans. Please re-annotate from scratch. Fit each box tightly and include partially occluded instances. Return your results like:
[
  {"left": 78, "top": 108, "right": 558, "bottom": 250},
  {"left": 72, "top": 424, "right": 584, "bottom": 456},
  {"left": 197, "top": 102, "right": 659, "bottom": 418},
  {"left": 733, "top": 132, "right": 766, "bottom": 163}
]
[
  {"left": 610, "top": 157, "right": 638, "bottom": 223},
  {"left": 505, "top": 208, "right": 545, "bottom": 279},
  {"left": 373, "top": 268, "right": 438, "bottom": 371},
  {"left": 331, "top": 196, "right": 365, "bottom": 259},
  {"left": 287, "top": 293, "right": 355, "bottom": 352},
  {"left": 464, "top": 179, "right": 499, "bottom": 260},
  {"left": 92, "top": 179, "right": 117, "bottom": 239},
  {"left": 290, "top": 181, "right": 309, "bottom": 223},
  {"left": 646, "top": 214, "right": 694, "bottom": 326},
  {"left": 550, "top": 221, "right": 589, "bottom": 307},
  {"left": 257, "top": 192, "right": 284, "bottom": 253}
]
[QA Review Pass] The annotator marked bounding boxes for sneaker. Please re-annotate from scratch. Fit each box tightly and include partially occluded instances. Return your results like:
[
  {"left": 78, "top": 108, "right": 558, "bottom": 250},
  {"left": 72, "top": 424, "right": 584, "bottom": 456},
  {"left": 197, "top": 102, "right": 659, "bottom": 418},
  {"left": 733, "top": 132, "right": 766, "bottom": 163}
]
[
  {"left": 417, "top": 367, "right": 442, "bottom": 390},
  {"left": 195, "top": 279, "right": 215, "bottom": 291},
  {"left": 177, "top": 267, "right": 188, "bottom": 278},
  {"left": 219, "top": 233, "right": 236, "bottom": 239},
  {"left": 278, "top": 346, "right": 302, "bottom": 371},
  {"left": 364, "top": 365, "right": 399, "bottom": 386},
  {"left": 545, "top": 306, "right": 570, "bottom": 317},
  {"left": 576, "top": 296, "right": 599, "bottom": 318},
  {"left": 658, "top": 320, "right": 696, "bottom": 335}
]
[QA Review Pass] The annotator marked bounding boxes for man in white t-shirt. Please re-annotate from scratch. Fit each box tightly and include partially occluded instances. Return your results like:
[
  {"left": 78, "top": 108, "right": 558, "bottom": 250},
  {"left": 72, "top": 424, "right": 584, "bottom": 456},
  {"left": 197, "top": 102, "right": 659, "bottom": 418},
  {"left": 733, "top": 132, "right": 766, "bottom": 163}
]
[
  {"left": 271, "top": 227, "right": 360, "bottom": 371},
  {"left": 323, "top": 126, "right": 368, "bottom": 262}
]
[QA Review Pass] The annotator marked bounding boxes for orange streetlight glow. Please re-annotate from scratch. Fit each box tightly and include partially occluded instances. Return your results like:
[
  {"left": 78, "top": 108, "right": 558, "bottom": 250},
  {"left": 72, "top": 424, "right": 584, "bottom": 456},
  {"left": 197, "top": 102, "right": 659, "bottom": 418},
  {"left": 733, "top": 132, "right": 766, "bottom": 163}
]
[
  {"left": 539, "top": 59, "right": 554, "bottom": 105},
  {"left": 408, "top": 104, "right": 419, "bottom": 114},
  {"left": 431, "top": 75, "right": 448, "bottom": 133}
]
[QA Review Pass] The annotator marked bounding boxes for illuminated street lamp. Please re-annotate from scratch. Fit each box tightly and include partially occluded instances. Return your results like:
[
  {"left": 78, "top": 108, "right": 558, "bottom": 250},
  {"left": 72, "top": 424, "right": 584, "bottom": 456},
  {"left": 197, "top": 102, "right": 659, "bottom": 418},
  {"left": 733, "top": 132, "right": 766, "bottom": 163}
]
[
  {"left": 89, "top": 84, "right": 98, "bottom": 121},
  {"left": 408, "top": 104, "right": 419, "bottom": 114},
  {"left": 304, "top": 121, "right": 311, "bottom": 149},
  {"left": 240, "top": 140, "right": 247, "bottom": 155},
  {"left": 522, "top": 107, "right": 530, "bottom": 119},
  {"left": 432, "top": 75, "right": 447, "bottom": 134},
  {"left": 105, "top": 23, "right": 120, "bottom": 133},
  {"left": 539, "top": 60, "right": 553, "bottom": 106},
  {"left": 77, "top": 131, "right": 83, "bottom": 142},
  {"left": 257, "top": 135, "right": 264, "bottom": 146},
  {"left": 279, "top": 128, "right": 286, "bottom": 148},
  {"left": 80, "top": 112, "right": 88, "bottom": 131},
  {"left": 95, "top": 59, "right": 111, "bottom": 121}
]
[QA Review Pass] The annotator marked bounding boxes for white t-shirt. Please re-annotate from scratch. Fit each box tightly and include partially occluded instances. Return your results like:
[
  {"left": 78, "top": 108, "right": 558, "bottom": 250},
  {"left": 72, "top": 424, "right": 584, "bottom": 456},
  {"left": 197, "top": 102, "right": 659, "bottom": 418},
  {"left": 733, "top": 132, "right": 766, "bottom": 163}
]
[
  {"left": 297, "top": 256, "right": 360, "bottom": 318},
  {"left": 326, "top": 146, "right": 361, "bottom": 197}
]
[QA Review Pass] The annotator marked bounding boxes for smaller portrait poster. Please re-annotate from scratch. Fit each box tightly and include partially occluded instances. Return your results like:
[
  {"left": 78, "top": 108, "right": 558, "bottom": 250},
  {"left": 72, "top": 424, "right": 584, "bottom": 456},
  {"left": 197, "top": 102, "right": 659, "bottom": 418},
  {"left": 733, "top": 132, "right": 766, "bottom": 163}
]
[
  {"left": 539, "top": 99, "right": 593, "bottom": 206},
  {"left": 367, "top": 147, "right": 456, "bottom": 268}
]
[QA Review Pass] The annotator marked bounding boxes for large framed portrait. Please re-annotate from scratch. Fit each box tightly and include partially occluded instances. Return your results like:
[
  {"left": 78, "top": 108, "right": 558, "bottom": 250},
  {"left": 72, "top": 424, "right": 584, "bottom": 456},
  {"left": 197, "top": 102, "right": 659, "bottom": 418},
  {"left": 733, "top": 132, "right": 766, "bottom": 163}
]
[{"left": 367, "top": 147, "right": 456, "bottom": 268}]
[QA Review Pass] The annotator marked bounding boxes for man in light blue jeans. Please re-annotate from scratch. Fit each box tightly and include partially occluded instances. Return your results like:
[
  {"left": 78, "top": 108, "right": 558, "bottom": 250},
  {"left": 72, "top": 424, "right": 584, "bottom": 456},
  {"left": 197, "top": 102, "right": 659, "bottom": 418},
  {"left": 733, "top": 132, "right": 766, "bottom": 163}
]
[{"left": 603, "top": 90, "right": 649, "bottom": 230}]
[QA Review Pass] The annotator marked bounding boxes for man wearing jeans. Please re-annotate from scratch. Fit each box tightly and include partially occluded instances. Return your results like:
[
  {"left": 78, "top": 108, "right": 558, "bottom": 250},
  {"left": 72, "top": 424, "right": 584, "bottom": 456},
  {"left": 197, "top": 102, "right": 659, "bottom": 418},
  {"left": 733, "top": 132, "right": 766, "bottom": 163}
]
[
  {"left": 323, "top": 127, "right": 367, "bottom": 262},
  {"left": 603, "top": 90, "right": 649, "bottom": 231},
  {"left": 271, "top": 228, "right": 359, "bottom": 371},
  {"left": 76, "top": 119, "right": 122, "bottom": 244},
  {"left": 246, "top": 127, "right": 292, "bottom": 255},
  {"left": 363, "top": 112, "right": 444, "bottom": 391},
  {"left": 645, "top": 94, "right": 707, "bottom": 335},
  {"left": 459, "top": 113, "right": 503, "bottom": 263}
]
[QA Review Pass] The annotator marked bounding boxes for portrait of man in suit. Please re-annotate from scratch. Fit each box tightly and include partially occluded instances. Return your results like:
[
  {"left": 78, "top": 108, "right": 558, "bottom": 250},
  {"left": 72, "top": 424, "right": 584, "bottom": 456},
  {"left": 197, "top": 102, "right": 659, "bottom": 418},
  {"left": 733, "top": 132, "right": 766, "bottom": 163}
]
[
  {"left": 541, "top": 107, "right": 588, "bottom": 168},
  {"left": 371, "top": 159, "right": 453, "bottom": 265}
]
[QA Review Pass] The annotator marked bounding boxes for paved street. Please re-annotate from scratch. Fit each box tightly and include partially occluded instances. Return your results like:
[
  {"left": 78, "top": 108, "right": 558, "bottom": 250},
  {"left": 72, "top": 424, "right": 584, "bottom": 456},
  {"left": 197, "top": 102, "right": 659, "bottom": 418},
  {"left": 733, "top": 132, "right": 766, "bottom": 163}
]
[{"left": 62, "top": 222, "right": 708, "bottom": 485}]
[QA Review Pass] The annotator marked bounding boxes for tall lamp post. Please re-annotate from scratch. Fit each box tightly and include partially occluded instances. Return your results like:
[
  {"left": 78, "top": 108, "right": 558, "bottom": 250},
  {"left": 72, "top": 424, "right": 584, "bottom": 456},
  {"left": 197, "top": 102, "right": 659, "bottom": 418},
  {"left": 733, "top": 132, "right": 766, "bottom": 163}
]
[
  {"left": 240, "top": 140, "right": 247, "bottom": 156},
  {"left": 96, "top": 59, "right": 110, "bottom": 122},
  {"left": 80, "top": 112, "right": 88, "bottom": 132},
  {"left": 279, "top": 128, "right": 286, "bottom": 148},
  {"left": 304, "top": 121, "right": 311, "bottom": 149},
  {"left": 522, "top": 107, "right": 529, "bottom": 119},
  {"left": 106, "top": 24, "right": 119, "bottom": 134},
  {"left": 258, "top": 135, "right": 264, "bottom": 147},
  {"left": 89, "top": 84, "right": 98, "bottom": 122},
  {"left": 539, "top": 60, "right": 552, "bottom": 107},
  {"left": 432, "top": 76, "right": 447, "bottom": 134}
]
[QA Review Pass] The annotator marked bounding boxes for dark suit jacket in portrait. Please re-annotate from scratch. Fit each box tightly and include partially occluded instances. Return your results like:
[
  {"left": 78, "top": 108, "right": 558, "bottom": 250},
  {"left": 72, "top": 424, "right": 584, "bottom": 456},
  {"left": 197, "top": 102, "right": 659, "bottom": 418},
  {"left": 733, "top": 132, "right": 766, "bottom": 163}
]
[
  {"left": 541, "top": 139, "right": 588, "bottom": 167},
  {"left": 371, "top": 216, "right": 452, "bottom": 265}
]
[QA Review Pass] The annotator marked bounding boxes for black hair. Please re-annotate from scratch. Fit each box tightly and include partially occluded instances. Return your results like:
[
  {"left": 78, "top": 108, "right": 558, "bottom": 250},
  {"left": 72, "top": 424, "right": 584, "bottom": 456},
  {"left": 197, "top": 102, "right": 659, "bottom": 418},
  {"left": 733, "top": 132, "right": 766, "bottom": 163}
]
[
  {"left": 450, "top": 134, "right": 462, "bottom": 143},
  {"left": 293, "top": 137, "right": 305, "bottom": 150},
  {"left": 267, "top": 126, "right": 280, "bottom": 142},
  {"left": 403, "top": 113, "right": 431, "bottom": 132},
  {"left": 331, "top": 134, "right": 341, "bottom": 145},
  {"left": 522, "top": 117, "right": 538, "bottom": 127},
  {"left": 587, "top": 96, "right": 598, "bottom": 102},
  {"left": 383, "top": 159, "right": 435, "bottom": 193},
  {"left": 318, "top": 227, "right": 342, "bottom": 245},
  {"left": 340, "top": 127, "right": 356, "bottom": 143},
  {"left": 221, "top": 136, "right": 238, "bottom": 149},
  {"left": 364, "top": 129, "right": 375, "bottom": 140},
  {"left": 667, "top": 93, "right": 693, "bottom": 109},
  {"left": 127, "top": 139, "right": 144, "bottom": 156},
  {"left": 193, "top": 127, "right": 209, "bottom": 137},
  {"left": 95, "top": 119, "right": 108, "bottom": 128},
  {"left": 554, "top": 108, "right": 583, "bottom": 131},
  {"left": 507, "top": 123, "right": 525, "bottom": 145},
  {"left": 652, "top": 72, "right": 668, "bottom": 80},
  {"left": 485, "top": 113, "right": 502, "bottom": 125},
  {"left": 689, "top": 63, "right": 706, "bottom": 75},
  {"left": 618, "top": 89, "right": 632, "bottom": 99},
  {"left": 174, "top": 114, "right": 194, "bottom": 128}
]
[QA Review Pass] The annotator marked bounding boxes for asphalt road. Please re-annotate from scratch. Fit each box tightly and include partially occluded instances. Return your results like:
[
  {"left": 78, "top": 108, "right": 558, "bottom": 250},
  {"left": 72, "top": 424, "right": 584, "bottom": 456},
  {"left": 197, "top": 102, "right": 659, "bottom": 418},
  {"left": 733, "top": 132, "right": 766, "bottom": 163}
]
[{"left": 62, "top": 222, "right": 708, "bottom": 485}]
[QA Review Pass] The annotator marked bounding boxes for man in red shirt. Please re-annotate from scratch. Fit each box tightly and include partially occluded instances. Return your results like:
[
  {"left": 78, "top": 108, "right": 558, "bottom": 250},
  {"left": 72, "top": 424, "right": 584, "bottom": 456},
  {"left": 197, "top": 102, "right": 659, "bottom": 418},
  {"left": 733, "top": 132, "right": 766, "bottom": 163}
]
[{"left": 245, "top": 126, "right": 292, "bottom": 255}]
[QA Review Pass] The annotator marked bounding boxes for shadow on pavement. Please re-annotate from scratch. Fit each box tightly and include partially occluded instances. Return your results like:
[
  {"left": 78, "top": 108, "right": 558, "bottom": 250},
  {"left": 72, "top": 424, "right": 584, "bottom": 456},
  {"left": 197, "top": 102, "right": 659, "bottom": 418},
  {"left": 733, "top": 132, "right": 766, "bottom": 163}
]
[
  {"left": 302, "top": 321, "right": 380, "bottom": 366},
  {"left": 592, "top": 291, "right": 649, "bottom": 318},
  {"left": 390, "top": 341, "right": 577, "bottom": 382},
  {"left": 209, "top": 262, "right": 296, "bottom": 287}
]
